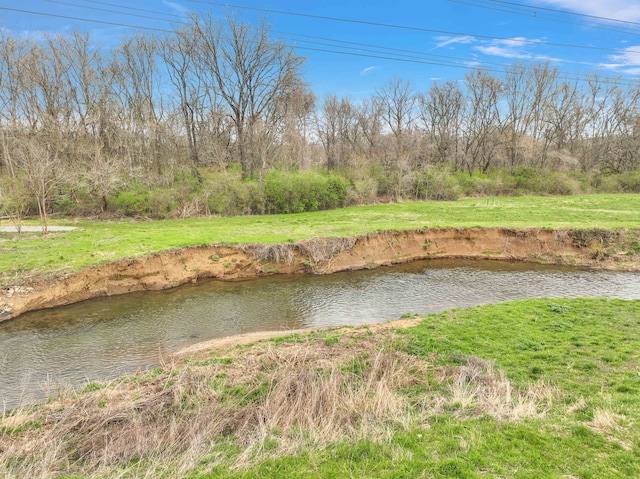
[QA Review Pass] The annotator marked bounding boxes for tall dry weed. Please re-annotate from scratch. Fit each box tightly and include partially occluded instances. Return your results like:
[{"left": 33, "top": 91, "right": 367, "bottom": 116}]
[{"left": 0, "top": 331, "right": 556, "bottom": 478}]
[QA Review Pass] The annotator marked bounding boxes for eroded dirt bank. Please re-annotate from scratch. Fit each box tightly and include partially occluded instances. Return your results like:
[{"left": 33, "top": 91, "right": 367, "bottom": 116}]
[{"left": 2, "top": 227, "right": 639, "bottom": 322}]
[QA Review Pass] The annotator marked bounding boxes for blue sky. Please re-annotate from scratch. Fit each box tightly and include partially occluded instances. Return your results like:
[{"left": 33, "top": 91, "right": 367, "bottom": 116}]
[{"left": 2, "top": 0, "right": 640, "bottom": 100}]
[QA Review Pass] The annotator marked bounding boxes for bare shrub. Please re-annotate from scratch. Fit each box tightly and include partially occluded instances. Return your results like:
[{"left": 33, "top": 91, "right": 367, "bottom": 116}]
[
  {"left": 243, "top": 243, "right": 297, "bottom": 264},
  {"left": 296, "top": 236, "right": 358, "bottom": 263},
  {"left": 243, "top": 236, "right": 358, "bottom": 267}
]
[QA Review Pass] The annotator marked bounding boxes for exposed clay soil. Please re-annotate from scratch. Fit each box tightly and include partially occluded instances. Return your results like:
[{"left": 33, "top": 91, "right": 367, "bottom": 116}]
[{"left": 2, "top": 227, "right": 639, "bottom": 322}]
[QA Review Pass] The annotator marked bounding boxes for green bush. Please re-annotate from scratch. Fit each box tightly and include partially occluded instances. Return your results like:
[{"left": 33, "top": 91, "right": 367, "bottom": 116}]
[
  {"left": 455, "top": 170, "right": 516, "bottom": 197},
  {"left": 53, "top": 185, "right": 103, "bottom": 216},
  {"left": 346, "top": 178, "right": 378, "bottom": 205},
  {"left": 411, "top": 167, "right": 461, "bottom": 200},
  {"left": 204, "top": 175, "right": 264, "bottom": 216},
  {"left": 111, "top": 188, "right": 151, "bottom": 217},
  {"left": 148, "top": 189, "right": 179, "bottom": 219},
  {"left": 263, "top": 171, "right": 349, "bottom": 214},
  {"left": 510, "top": 167, "right": 580, "bottom": 196},
  {"left": 612, "top": 171, "right": 640, "bottom": 193},
  {"left": 541, "top": 172, "right": 581, "bottom": 195}
]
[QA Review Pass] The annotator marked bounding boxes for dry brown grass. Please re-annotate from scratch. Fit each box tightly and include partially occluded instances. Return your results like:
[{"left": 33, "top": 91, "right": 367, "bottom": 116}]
[
  {"left": 435, "top": 356, "right": 556, "bottom": 421},
  {"left": 587, "top": 408, "right": 624, "bottom": 433},
  {"left": 0, "top": 329, "right": 556, "bottom": 478}
]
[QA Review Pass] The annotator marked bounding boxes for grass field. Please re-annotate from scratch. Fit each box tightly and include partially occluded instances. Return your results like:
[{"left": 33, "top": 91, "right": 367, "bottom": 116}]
[
  {"left": 2, "top": 298, "right": 639, "bottom": 478},
  {"left": 1, "top": 194, "right": 639, "bottom": 285}
]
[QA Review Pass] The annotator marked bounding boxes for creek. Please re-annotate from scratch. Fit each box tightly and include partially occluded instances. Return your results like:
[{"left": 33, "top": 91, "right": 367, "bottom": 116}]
[{"left": 2, "top": 259, "right": 639, "bottom": 410}]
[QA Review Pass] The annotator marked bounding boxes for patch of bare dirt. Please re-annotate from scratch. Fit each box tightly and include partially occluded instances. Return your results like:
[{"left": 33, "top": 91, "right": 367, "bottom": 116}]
[{"left": 2, "top": 227, "right": 639, "bottom": 322}]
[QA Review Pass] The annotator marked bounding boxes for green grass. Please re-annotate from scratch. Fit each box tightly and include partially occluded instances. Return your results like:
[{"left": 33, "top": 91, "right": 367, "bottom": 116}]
[
  {"left": 3, "top": 298, "right": 640, "bottom": 478},
  {"left": 189, "top": 298, "right": 640, "bottom": 479},
  {"left": 1, "top": 194, "right": 639, "bottom": 284},
  {"left": 399, "top": 298, "right": 640, "bottom": 396}
]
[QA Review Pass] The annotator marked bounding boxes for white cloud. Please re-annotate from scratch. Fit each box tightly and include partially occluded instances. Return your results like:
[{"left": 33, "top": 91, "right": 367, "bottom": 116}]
[
  {"left": 433, "top": 35, "right": 476, "bottom": 49},
  {"left": 536, "top": 1, "right": 640, "bottom": 23},
  {"left": 474, "top": 37, "right": 561, "bottom": 61},
  {"left": 600, "top": 45, "right": 640, "bottom": 75},
  {"left": 163, "top": 0, "right": 191, "bottom": 16},
  {"left": 360, "top": 66, "right": 378, "bottom": 76}
]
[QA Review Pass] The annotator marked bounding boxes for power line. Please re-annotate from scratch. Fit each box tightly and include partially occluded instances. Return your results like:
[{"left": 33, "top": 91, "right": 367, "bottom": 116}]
[
  {"left": 51, "top": 0, "right": 536, "bottom": 71},
  {"left": 1, "top": 5, "right": 638, "bottom": 87},
  {"left": 66, "top": 1, "right": 636, "bottom": 82},
  {"left": 452, "top": 0, "right": 640, "bottom": 38},
  {"left": 295, "top": 45, "right": 640, "bottom": 88},
  {"left": 471, "top": 0, "right": 640, "bottom": 27},
  {"left": 187, "top": 0, "right": 640, "bottom": 55},
  {"left": 45, "top": 0, "right": 188, "bottom": 25},
  {"left": 74, "top": 0, "right": 515, "bottom": 66},
  {"left": 80, "top": 0, "right": 191, "bottom": 19},
  {"left": 0, "top": 6, "right": 171, "bottom": 33},
  {"left": 73, "top": 0, "right": 640, "bottom": 59}
]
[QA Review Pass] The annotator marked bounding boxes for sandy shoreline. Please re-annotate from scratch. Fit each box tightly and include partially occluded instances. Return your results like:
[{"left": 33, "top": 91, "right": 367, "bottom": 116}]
[{"left": 172, "top": 315, "right": 426, "bottom": 360}]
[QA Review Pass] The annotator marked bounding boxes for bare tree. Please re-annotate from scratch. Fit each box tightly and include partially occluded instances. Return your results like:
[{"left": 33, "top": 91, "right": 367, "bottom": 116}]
[
  {"left": 278, "top": 87, "right": 316, "bottom": 169},
  {"left": 462, "top": 69, "right": 503, "bottom": 174},
  {"left": 375, "top": 77, "right": 418, "bottom": 164},
  {"left": 420, "top": 80, "right": 464, "bottom": 166},
  {"left": 113, "top": 34, "right": 162, "bottom": 171},
  {"left": 316, "top": 95, "right": 356, "bottom": 170},
  {"left": 161, "top": 27, "right": 203, "bottom": 168},
  {"left": 0, "top": 175, "right": 30, "bottom": 233},
  {"left": 15, "top": 141, "right": 61, "bottom": 234},
  {"left": 191, "top": 12, "right": 304, "bottom": 177},
  {"left": 586, "top": 76, "right": 640, "bottom": 173},
  {"left": 355, "top": 99, "right": 384, "bottom": 163}
]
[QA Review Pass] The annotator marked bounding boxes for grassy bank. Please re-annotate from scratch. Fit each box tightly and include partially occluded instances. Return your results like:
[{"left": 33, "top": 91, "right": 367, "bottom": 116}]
[
  {"left": 2, "top": 194, "right": 640, "bottom": 285},
  {"left": 2, "top": 298, "right": 639, "bottom": 478}
]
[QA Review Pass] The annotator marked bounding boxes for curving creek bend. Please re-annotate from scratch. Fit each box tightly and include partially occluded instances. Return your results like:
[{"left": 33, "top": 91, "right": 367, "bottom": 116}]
[{"left": 2, "top": 259, "right": 640, "bottom": 411}]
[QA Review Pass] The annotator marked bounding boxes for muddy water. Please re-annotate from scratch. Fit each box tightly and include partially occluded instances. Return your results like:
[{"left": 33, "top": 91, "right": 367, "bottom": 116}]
[{"left": 2, "top": 259, "right": 639, "bottom": 410}]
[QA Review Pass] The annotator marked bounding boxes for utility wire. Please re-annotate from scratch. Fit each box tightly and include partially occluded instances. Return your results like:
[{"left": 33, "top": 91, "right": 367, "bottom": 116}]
[
  {"left": 45, "top": 0, "right": 188, "bottom": 25},
  {"left": 76, "top": 0, "right": 640, "bottom": 57},
  {"left": 70, "top": 0, "right": 540, "bottom": 70},
  {"left": 55, "top": 0, "right": 504, "bottom": 70},
  {"left": 187, "top": 0, "right": 640, "bottom": 54},
  {"left": 0, "top": 6, "right": 171, "bottom": 32},
  {"left": 1, "top": 5, "right": 638, "bottom": 87},
  {"left": 64, "top": 1, "right": 640, "bottom": 80},
  {"left": 0, "top": 5, "right": 492, "bottom": 71},
  {"left": 452, "top": 0, "right": 640, "bottom": 37},
  {"left": 296, "top": 45, "right": 639, "bottom": 88},
  {"left": 471, "top": 0, "right": 640, "bottom": 27},
  {"left": 80, "top": 0, "right": 191, "bottom": 19}
]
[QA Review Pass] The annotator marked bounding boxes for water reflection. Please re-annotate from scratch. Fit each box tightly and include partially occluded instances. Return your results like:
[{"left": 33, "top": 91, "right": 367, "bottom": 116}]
[{"left": 1, "top": 259, "right": 639, "bottom": 410}]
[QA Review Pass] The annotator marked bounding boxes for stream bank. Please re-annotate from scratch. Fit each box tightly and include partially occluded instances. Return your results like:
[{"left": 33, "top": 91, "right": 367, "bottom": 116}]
[{"left": 2, "top": 227, "right": 639, "bottom": 322}]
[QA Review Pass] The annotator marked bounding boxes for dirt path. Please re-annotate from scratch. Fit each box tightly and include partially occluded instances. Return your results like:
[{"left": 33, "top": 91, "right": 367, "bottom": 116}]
[{"left": 2, "top": 227, "right": 639, "bottom": 322}]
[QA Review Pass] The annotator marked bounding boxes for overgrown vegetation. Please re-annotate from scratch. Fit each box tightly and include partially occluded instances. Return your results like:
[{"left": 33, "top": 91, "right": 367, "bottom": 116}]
[
  {"left": 2, "top": 298, "right": 638, "bottom": 477},
  {"left": 1, "top": 14, "right": 640, "bottom": 225}
]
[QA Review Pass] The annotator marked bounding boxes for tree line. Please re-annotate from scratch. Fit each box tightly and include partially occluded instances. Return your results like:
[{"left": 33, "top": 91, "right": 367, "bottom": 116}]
[{"left": 1, "top": 12, "right": 640, "bottom": 229}]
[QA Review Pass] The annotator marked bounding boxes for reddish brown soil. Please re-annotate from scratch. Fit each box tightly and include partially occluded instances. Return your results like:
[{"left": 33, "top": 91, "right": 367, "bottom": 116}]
[{"left": 2, "top": 227, "right": 639, "bottom": 322}]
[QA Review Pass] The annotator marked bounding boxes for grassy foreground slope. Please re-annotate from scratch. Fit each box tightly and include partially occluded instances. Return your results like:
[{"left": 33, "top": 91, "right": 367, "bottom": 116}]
[
  {"left": 1, "top": 194, "right": 639, "bottom": 284},
  {"left": 2, "top": 298, "right": 639, "bottom": 478}
]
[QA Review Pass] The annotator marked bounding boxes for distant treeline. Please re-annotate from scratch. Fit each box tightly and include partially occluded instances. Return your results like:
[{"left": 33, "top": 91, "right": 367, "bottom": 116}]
[{"left": 0, "top": 12, "right": 639, "bottom": 226}]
